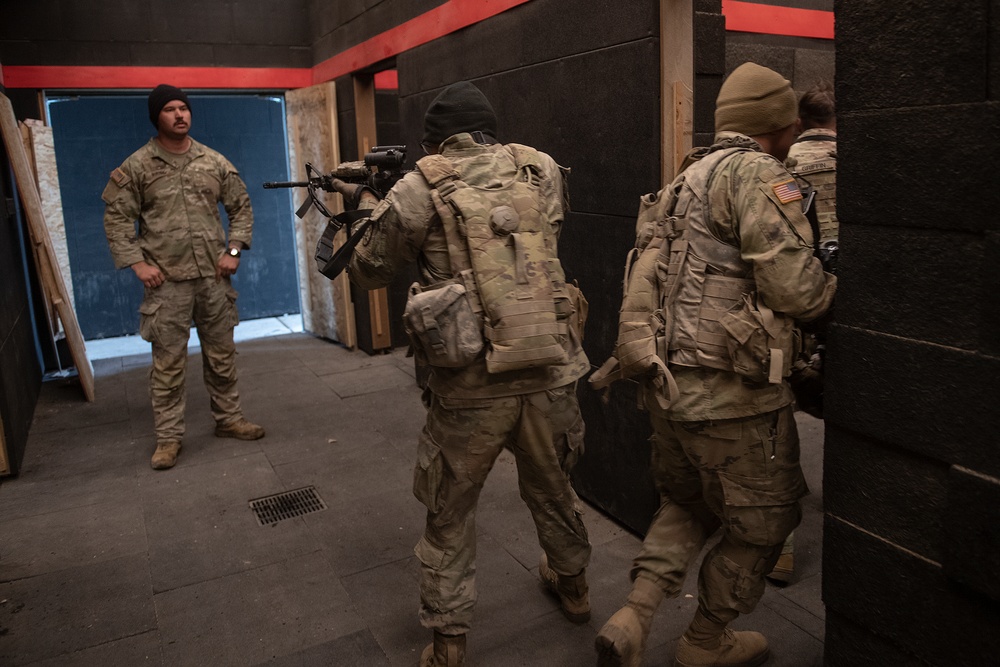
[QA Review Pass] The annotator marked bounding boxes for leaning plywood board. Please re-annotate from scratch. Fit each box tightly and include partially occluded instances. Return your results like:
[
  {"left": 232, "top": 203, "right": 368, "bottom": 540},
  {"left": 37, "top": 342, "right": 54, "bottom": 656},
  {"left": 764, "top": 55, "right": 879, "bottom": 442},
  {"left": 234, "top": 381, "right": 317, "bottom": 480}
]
[
  {"left": 661, "top": 0, "right": 694, "bottom": 184},
  {"left": 0, "top": 92, "right": 94, "bottom": 401},
  {"left": 285, "top": 83, "right": 356, "bottom": 347},
  {"left": 22, "top": 119, "right": 75, "bottom": 315},
  {"left": 0, "top": 411, "right": 9, "bottom": 476}
]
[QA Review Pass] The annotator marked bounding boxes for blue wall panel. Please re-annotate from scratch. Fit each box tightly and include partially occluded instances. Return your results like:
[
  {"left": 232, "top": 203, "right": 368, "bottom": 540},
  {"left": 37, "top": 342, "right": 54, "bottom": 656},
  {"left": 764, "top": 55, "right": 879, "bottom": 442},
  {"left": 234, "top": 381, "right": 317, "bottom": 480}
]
[{"left": 47, "top": 94, "right": 299, "bottom": 340}]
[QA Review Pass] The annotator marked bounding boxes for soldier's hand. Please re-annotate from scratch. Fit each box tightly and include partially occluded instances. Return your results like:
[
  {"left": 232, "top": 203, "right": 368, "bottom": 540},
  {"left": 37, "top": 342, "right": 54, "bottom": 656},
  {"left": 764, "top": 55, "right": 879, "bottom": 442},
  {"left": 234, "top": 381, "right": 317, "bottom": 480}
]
[
  {"left": 132, "top": 261, "right": 165, "bottom": 289},
  {"left": 329, "top": 177, "right": 362, "bottom": 202},
  {"left": 217, "top": 254, "right": 240, "bottom": 281}
]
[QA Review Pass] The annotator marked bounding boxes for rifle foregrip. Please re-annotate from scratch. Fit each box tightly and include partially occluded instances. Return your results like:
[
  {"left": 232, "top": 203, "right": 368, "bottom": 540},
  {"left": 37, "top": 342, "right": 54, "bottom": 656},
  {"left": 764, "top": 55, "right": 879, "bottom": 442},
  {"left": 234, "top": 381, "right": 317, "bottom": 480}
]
[{"left": 263, "top": 181, "right": 309, "bottom": 189}]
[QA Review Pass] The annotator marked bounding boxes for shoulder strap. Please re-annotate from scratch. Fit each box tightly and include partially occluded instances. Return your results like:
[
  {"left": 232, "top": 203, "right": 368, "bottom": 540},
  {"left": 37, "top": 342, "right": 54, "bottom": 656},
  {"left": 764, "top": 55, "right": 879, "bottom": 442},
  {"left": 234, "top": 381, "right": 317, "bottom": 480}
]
[{"left": 415, "top": 154, "right": 471, "bottom": 275}]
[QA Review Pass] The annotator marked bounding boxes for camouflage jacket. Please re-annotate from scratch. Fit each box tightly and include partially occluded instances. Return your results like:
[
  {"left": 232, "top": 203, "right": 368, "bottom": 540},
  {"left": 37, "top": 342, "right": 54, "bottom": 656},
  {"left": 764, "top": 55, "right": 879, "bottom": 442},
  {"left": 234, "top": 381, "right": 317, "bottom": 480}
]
[
  {"left": 661, "top": 132, "right": 836, "bottom": 421},
  {"left": 102, "top": 138, "right": 254, "bottom": 280},
  {"left": 349, "top": 133, "right": 589, "bottom": 399},
  {"left": 787, "top": 128, "right": 838, "bottom": 243}
]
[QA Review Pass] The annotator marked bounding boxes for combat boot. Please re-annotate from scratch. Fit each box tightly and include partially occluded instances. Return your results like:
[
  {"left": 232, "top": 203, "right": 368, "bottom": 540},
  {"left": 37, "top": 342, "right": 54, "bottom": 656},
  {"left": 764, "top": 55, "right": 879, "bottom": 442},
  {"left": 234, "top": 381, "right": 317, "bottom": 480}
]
[
  {"left": 595, "top": 576, "right": 664, "bottom": 667},
  {"left": 150, "top": 440, "right": 182, "bottom": 470},
  {"left": 765, "top": 551, "right": 794, "bottom": 585},
  {"left": 215, "top": 418, "right": 265, "bottom": 441},
  {"left": 538, "top": 553, "right": 590, "bottom": 623},
  {"left": 674, "top": 609, "right": 769, "bottom": 667},
  {"left": 419, "top": 632, "right": 465, "bottom": 667}
]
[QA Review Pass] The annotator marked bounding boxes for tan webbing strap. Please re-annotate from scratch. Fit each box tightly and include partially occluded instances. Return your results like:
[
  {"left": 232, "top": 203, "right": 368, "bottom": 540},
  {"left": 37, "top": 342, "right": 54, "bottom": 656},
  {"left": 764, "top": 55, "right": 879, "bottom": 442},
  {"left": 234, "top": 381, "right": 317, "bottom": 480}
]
[
  {"left": 484, "top": 321, "right": 567, "bottom": 341},
  {"left": 511, "top": 232, "right": 528, "bottom": 284}
]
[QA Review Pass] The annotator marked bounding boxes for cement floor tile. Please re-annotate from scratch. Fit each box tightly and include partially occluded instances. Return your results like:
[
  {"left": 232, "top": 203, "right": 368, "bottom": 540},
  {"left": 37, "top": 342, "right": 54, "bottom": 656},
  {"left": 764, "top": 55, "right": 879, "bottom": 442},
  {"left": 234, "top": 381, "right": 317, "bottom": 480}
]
[
  {"left": 309, "top": 485, "right": 426, "bottom": 579},
  {"left": 254, "top": 628, "right": 390, "bottom": 666},
  {"left": 273, "top": 443, "right": 412, "bottom": 510},
  {"left": 771, "top": 568, "right": 825, "bottom": 621},
  {"left": 140, "top": 453, "right": 322, "bottom": 592},
  {"left": 0, "top": 500, "right": 146, "bottom": 582},
  {"left": 466, "top": 532, "right": 557, "bottom": 630},
  {"left": 29, "top": 375, "right": 130, "bottom": 435},
  {"left": 154, "top": 552, "right": 365, "bottom": 666},
  {"left": 471, "top": 611, "right": 597, "bottom": 666},
  {"left": 295, "top": 342, "right": 401, "bottom": 378},
  {"left": 341, "top": 383, "right": 425, "bottom": 446},
  {"left": 18, "top": 424, "right": 144, "bottom": 480},
  {"left": 318, "top": 362, "right": 415, "bottom": 399},
  {"left": 728, "top": 601, "right": 825, "bottom": 667},
  {"left": 25, "top": 630, "right": 163, "bottom": 666},
  {"left": 0, "top": 554, "right": 156, "bottom": 666},
  {"left": 0, "top": 463, "right": 140, "bottom": 521},
  {"left": 339, "top": 557, "right": 426, "bottom": 666}
]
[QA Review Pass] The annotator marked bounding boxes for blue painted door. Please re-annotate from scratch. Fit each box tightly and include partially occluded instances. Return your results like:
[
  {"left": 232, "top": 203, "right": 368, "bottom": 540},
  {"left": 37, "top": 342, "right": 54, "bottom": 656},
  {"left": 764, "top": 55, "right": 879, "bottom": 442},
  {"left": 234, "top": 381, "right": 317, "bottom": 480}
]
[{"left": 47, "top": 94, "right": 299, "bottom": 340}]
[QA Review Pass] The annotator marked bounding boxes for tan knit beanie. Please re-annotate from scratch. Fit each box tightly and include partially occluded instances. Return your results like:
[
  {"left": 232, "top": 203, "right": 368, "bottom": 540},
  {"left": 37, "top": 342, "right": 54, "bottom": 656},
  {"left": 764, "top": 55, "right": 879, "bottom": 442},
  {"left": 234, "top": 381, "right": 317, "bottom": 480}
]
[{"left": 715, "top": 62, "right": 798, "bottom": 136}]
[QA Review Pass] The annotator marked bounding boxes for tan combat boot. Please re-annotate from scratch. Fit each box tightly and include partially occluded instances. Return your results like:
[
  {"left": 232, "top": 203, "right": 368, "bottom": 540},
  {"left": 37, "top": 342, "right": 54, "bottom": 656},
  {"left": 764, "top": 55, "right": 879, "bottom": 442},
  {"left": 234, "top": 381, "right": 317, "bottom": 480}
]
[
  {"left": 215, "top": 418, "right": 265, "bottom": 440},
  {"left": 419, "top": 632, "right": 466, "bottom": 667},
  {"left": 765, "top": 551, "right": 794, "bottom": 585},
  {"left": 595, "top": 576, "right": 664, "bottom": 667},
  {"left": 150, "top": 440, "right": 182, "bottom": 470},
  {"left": 674, "top": 609, "right": 769, "bottom": 667},
  {"left": 539, "top": 553, "right": 591, "bottom": 623}
]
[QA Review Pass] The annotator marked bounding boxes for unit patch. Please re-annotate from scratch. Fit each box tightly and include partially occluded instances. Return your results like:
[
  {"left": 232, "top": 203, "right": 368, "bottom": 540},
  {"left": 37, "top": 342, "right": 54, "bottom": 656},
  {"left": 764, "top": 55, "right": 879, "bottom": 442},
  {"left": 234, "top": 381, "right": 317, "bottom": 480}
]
[
  {"left": 110, "top": 167, "right": 131, "bottom": 187},
  {"left": 772, "top": 178, "right": 802, "bottom": 204}
]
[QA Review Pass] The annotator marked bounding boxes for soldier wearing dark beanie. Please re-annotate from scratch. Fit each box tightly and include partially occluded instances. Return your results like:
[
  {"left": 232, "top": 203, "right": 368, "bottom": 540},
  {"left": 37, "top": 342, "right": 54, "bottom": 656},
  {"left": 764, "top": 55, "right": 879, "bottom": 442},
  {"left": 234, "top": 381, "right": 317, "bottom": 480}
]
[
  {"left": 148, "top": 84, "right": 191, "bottom": 127},
  {"left": 422, "top": 81, "right": 498, "bottom": 148}
]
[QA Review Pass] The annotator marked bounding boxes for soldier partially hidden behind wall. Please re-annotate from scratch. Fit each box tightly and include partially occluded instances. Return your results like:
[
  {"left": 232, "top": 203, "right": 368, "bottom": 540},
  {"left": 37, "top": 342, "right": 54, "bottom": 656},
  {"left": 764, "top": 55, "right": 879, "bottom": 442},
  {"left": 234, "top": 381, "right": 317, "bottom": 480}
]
[
  {"left": 590, "top": 63, "right": 836, "bottom": 667},
  {"left": 768, "top": 79, "right": 838, "bottom": 585},
  {"left": 339, "top": 81, "right": 592, "bottom": 667},
  {"left": 102, "top": 84, "right": 265, "bottom": 470}
]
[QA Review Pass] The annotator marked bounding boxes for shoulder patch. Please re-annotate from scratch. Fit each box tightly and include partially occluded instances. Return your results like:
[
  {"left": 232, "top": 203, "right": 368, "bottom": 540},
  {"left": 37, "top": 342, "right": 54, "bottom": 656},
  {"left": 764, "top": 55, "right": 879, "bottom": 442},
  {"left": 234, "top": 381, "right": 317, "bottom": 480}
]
[
  {"left": 111, "top": 167, "right": 131, "bottom": 187},
  {"left": 772, "top": 178, "right": 803, "bottom": 204}
]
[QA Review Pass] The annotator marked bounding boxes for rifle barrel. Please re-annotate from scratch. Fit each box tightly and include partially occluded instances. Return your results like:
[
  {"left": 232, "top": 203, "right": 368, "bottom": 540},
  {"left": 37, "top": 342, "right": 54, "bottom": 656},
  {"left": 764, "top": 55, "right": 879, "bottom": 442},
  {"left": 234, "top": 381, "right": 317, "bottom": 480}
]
[{"left": 263, "top": 181, "right": 309, "bottom": 189}]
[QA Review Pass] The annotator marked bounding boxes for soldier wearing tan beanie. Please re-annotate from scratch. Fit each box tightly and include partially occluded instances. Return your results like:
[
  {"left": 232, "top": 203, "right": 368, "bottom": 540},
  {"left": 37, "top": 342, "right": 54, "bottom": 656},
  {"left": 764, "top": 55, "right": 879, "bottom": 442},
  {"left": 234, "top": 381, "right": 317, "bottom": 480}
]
[{"left": 595, "top": 62, "right": 836, "bottom": 667}]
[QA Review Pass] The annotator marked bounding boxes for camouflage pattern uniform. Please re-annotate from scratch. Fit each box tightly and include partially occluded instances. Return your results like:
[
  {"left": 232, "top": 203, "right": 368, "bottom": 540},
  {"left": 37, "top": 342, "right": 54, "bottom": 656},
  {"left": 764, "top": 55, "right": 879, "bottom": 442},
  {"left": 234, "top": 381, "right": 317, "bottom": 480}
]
[
  {"left": 787, "top": 127, "right": 838, "bottom": 243},
  {"left": 102, "top": 138, "right": 254, "bottom": 441},
  {"left": 631, "top": 132, "right": 835, "bottom": 628},
  {"left": 349, "top": 133, "right": 591, "bottom": 635}
]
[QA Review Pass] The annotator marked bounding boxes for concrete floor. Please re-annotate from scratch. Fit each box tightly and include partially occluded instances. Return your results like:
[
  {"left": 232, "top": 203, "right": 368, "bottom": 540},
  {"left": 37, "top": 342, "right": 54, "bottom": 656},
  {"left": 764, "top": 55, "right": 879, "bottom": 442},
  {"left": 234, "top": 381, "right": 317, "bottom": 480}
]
[{"left": 0, "top": 333, "right": 825, "bottom": 666}]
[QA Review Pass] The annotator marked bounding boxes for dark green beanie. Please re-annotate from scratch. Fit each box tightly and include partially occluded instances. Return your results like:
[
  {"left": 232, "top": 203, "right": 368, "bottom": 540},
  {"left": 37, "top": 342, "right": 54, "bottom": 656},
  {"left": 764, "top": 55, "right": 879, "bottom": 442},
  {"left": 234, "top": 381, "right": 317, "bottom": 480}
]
[
  {"left": 715, "top": 63, "right": 797, "bottom": 136},
  {"left": 422, "top": 81, "right": 498, "bottom": 146}
]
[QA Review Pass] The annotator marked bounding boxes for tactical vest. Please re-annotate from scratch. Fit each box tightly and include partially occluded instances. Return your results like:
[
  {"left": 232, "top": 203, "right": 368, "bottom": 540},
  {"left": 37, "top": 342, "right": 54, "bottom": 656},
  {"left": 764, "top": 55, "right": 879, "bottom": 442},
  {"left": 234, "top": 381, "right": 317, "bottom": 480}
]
[
  {"left": 590, "top": 145, "right": 797, "bottom": 406},
  {"left": 415, "top": 145, "right": 571, "bottom": 374},
  {"left": 789, "top": 134, "right": 838, "bottom": 243}
]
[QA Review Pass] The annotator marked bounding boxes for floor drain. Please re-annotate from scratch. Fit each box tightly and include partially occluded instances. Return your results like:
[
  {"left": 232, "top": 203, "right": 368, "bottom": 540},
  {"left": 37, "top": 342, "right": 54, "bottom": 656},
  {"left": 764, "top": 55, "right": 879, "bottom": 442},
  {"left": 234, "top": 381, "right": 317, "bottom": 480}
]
[{"left": 249, "top": 486, "right": 327, "bottom": 526}]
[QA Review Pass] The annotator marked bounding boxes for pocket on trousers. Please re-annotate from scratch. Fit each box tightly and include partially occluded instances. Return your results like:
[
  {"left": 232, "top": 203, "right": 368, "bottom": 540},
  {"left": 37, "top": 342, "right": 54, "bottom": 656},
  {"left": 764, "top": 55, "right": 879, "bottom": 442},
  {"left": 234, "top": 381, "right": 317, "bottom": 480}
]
[
  {"left": 717, "top": 468, "right": 807, "bottom": 546},
  {"left": 413, "top": 430, "right": 444, "bottom": 513},
  {"left": 225, "top": 284, "right": 240, "bottom": 328},
  {"left": 138, "top": 299, "right": 162, "bottom": 344}
]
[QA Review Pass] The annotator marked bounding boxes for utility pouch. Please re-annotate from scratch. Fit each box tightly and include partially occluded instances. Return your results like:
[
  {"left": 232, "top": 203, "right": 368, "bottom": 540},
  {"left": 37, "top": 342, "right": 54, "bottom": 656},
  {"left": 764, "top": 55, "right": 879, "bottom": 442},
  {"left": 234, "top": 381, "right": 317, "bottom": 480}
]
[
  {"left": 403, "top": 281, "right": 484, "bottom": 368},
  {"left": 720, "top": 294, "right": 796, "bottom": 384}
]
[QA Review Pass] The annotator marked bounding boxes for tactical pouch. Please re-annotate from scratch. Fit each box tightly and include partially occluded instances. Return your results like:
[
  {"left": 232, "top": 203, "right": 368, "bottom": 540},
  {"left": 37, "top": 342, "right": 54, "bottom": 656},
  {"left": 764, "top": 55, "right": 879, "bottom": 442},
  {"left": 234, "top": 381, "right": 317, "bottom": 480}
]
[
  {"left": 403, "top": 281, "right": 484, "bottom": 368},
  {"left": 719, "top": 294, "right": 797, "bottom": 384}
]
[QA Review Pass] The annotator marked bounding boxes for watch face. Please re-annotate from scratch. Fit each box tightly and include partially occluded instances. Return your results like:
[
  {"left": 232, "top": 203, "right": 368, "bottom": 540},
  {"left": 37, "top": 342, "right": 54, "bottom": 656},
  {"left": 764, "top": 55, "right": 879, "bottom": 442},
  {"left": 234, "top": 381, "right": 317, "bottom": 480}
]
[{"left": 228, "top": 247, "right": 241, "bottom": 257}]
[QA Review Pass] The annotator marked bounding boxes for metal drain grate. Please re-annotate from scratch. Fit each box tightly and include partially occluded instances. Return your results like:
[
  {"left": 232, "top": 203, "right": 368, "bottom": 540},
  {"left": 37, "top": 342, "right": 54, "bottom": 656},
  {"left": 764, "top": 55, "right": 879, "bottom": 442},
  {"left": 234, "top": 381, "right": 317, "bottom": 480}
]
[{"left": 249, "top": 486, "right": 327, "bottom": 526}]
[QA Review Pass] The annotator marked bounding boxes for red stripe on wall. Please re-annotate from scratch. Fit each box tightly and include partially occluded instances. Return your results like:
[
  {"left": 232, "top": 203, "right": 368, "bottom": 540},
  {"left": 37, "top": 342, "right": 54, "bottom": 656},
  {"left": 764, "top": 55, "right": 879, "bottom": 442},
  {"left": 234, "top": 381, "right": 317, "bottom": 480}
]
[
  {"left": 1, "top": 0, "right": 831, "bottom": 90},
  {"left": 1, "top": 65, "right": 312, "bottom": 90},
  {"left": 723, "top": 0, "right": 834, "bottom": 39},
  {"left": 374, "top": 70, "right": 399, "bottom": 90},
  {"left": 311, "top": 0, "right": 532, "bottom": 84}
]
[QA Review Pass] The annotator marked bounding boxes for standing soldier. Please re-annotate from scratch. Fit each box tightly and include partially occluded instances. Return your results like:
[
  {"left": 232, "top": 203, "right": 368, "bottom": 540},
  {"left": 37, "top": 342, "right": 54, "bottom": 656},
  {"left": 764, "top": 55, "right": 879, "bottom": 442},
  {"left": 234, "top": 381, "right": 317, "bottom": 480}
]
[
  {"left": 339, "top": 81, "right": 592, "bottom": 667},
  {"left": 768, "top": 79, "right": 838, "bottom": 585},
  {"left": 102, "top": 84, "right": 265, "bottom": 471},
  {"left": 591, "top": 63, "right": 836, "bottom": 667}
]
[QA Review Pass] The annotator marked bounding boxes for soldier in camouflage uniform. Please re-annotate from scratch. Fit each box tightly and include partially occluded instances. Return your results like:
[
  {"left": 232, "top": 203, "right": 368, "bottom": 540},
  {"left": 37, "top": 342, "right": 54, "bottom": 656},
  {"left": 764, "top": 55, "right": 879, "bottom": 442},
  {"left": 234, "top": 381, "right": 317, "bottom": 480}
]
[
  {"left": 767, "top": 80, "right": 838, "bottom": 586},
  {"left": 340, "top": 82, "right": 592, "bottom": 667},
  {"left": 102, "top": 84, "right": 265, "bottom": 471},
  {"left": 594, "top": 64, "right": 836, "bottom": 667}
]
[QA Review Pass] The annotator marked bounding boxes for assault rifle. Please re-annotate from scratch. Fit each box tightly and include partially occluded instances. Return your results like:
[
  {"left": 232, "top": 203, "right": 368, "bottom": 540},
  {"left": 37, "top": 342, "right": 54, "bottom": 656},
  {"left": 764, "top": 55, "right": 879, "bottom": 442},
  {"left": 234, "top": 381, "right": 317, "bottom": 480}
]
[{"left": 263, "top": 145, "right": 409, "bottom": 280}]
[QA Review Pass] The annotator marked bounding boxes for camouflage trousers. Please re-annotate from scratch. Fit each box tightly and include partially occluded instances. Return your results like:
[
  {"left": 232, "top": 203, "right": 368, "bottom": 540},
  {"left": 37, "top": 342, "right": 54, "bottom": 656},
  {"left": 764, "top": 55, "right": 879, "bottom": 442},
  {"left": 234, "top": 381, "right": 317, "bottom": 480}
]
[
  {"left": 413, "top": 383, "right": 592, "bottom": 635},
  {"left": 632, "top": 403, "right": 807, "bottom": 626},
  {"left": 138, "top": 277, "right": 243, "bottom": 442}
]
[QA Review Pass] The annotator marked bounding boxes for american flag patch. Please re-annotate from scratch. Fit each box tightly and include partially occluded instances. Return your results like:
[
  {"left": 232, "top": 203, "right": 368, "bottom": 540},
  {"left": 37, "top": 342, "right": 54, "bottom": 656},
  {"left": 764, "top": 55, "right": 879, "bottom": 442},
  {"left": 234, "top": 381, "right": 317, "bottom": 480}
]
[{"left": 772, "top": 178, "right": 802, "bottom": 204}]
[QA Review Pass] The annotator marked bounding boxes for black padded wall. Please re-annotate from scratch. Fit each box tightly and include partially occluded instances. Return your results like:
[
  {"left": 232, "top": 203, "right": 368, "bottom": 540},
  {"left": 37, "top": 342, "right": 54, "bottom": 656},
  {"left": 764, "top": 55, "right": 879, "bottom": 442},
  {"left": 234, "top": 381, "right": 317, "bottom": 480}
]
[
  {"left": 0, "top": 127, "right": 42, "bottom": 476},
  {"left": 824, "top": 1, "right": 1000, "bottom": 663},
  {"left": 0, "top": 0, "right": 311, "bottom": 68}
]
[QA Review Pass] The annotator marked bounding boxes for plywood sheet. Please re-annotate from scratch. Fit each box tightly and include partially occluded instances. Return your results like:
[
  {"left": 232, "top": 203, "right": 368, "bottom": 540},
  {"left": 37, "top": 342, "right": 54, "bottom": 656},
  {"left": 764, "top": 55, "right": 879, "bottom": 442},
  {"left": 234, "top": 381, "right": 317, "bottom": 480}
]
[
  {"left": 0, "top": 92, "right": 94, "bottom": 401},
  {"left": 285, "top": 83, "right": 356, "bottom": 347}
]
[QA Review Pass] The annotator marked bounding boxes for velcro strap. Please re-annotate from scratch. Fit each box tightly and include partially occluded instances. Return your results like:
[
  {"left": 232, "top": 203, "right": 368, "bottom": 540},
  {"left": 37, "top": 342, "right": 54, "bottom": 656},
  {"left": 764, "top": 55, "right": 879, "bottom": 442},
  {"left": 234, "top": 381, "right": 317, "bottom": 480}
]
[
  {"left": 492, "top": 300, "right": 554, "bottom": 318},
  {"left": 491, "top": 344, "right": 565, "bottom": 363},
  {"left": 696, "top": 330, "right": 728, "bottom": 348},
  {"left": 703, "top": 275, "right": 754, "bottom": 299},
  {"left": 419, "top": 307, "right": 444, "bottom": 351},
  {"left": 484, "top": 321, "right": 566, "bottom": 341},
  {"left": 416, "top": 154, "right": 460, "bottom": 188},
  {"left": 768, "top": 348, "right": 784, "bottom": 384},
  {"left": 511, "top": 233, "right": 527, "bottom": 284},
  {"left": 588, "top": 356, "right": 622, "bottom": 390}
]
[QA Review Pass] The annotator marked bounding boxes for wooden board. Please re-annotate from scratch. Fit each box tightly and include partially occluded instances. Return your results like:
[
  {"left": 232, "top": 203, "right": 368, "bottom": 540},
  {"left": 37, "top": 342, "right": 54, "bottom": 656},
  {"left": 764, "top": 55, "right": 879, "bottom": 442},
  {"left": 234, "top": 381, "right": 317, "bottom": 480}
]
[
  {"left": 0, "top": 92, "right": 95, "bottom": 402},
  {"left": 353, "top": 74, "right": 393, "bottom": 351},
  {"left": 661, "top": 0, "right": 694, "bottom": 184},
  {"left": 0, "top": 411, "right": 9, "bottom": 476},
  {"left": 285, "top": 83, "right": 356, "bottom": 347}
]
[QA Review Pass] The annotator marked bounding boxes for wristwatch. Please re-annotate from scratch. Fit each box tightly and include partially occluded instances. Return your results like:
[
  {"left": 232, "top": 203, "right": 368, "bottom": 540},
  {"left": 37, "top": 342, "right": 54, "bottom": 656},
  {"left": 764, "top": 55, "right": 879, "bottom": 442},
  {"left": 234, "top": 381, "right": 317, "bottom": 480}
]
[{"left": 226, "top": 246, "right": 242, "bottom": 258}]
